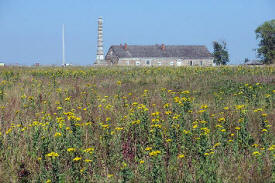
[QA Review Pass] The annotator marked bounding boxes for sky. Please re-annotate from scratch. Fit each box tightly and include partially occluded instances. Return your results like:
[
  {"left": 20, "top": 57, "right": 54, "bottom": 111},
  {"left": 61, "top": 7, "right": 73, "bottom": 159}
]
[{"left": 0, "top": 0, "right": 274, "bottom": 66}]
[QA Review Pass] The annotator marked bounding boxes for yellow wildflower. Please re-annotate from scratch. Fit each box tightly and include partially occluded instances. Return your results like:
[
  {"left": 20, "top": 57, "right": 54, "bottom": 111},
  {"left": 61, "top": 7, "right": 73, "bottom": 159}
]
[
  {"left": 67, "top": 148, "right": 76, "bottom": 152},
  {"left": 107, "top": 174, "right": 113, "bottom": 178},
  {"left": 193, "top": 124, "right": 198, "bottom": 129},
  {"left": 46, "top": 152, "right": 59, "bottom": 158},
  {"left": 139, "top": 160, "right": 145, "bottom": 164},
  {"left": 149, "top": 150, "right": 161, "bottom": 156},
  {"left": 252, "top": 151, "right": 261, "bottom": 156},
  {"left": 54, "top": 132, "right": 62, "bottom": 137},
  {"left": 178, "top": 154, "right": 185, "bottom": 159},
  {"left": 73, "top": 157, "right": 82, "bottom": 161},
  {"left": 85, "top": 159, "right": 92, "bottom": 163}
]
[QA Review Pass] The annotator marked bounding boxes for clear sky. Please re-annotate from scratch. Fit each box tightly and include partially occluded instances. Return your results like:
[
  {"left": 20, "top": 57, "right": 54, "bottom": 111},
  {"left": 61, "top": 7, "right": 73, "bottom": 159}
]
[{"left": 0, "top": 0, "right": 274, "bottom": 65}]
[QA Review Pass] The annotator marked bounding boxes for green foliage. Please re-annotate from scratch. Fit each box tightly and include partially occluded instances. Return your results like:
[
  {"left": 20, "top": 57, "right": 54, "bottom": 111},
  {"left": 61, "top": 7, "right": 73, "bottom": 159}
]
[
  {"left": 255, "top": 19, "right": 275, "bottom": 64},
  {"left": 213, "top": 41, "right": 229, "bottom": 65}
]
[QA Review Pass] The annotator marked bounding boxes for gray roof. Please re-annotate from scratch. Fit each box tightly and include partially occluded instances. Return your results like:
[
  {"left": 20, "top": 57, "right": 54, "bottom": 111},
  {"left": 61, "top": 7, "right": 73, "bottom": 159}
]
[
  {"left": 109, "top": 45, "right": 212, "bottom": 59},
  {"left": 244, "top": 60, "right": 263, "bottom": 65}
]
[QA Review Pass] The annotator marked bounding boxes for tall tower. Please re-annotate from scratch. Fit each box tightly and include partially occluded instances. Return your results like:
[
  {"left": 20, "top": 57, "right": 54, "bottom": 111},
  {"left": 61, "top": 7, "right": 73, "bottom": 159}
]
[{"left": 95, "top": 17, "right": 105, "bottom": 64}]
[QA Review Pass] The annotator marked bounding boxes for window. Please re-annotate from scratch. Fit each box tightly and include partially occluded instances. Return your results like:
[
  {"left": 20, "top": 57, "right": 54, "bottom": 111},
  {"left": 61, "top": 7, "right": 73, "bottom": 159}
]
[
  {"left": 136, "top": 61, "right": 140, "bottom": 66},
  {"left": 190, "top": 61, "right": 193, "bottom": 66},
  {"left": 200, "top": 61, "right": 203, "bottom": 66},
  {"left": 170, "top": 61, "right": 174, "bottom": 66},
  {"left": 146, "top": 60, "right": 151, "bottom": 65}
]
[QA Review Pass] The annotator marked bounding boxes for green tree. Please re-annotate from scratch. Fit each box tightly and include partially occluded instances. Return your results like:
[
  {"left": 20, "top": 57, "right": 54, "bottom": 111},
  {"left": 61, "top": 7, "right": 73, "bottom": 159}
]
[
  {"left": 212, "top": 41, "right": 229, "bottom": 65},
  {"left": 255, "top": 19, "right": 275, "bottom": 64}
]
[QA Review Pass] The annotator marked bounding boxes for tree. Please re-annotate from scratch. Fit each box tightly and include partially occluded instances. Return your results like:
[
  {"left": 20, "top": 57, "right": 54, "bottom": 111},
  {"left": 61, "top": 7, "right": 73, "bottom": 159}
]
[
  {"left": 244, "top": 58, "right": 249, "bottom": 63},
  {"left": 212, "top": 41, "right": 229, "bottom": 65},
  {"left": 255, "top": 19, "right": 275, "bottom": 64}
]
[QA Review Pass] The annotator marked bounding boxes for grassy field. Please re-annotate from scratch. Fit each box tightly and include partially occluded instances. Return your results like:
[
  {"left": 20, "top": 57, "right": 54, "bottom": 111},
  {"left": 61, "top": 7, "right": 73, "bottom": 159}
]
[{"left": 0, "top": 66, "right": 274, "bottom": 182}]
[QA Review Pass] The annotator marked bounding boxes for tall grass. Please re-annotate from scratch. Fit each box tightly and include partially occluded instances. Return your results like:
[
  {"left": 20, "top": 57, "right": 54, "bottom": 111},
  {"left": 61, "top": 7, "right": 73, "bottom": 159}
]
[{"left": 0, "top": 66, "right": 274, "bottom": 182}]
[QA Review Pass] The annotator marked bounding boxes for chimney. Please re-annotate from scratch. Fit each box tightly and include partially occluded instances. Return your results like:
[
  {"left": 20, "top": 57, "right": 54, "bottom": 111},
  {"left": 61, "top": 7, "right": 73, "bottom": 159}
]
[
  {"left": 161, "top": 44, "right": 165, "bottom": 51},
  {"left": 124, "top": 43, "right": 128, "bottom": 50}
]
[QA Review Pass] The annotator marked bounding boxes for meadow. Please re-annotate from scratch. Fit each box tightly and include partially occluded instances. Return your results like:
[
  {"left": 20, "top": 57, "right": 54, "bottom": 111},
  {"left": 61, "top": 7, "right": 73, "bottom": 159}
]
[{"left": 0, "top": 66, "right": 274, "bottom": 182}]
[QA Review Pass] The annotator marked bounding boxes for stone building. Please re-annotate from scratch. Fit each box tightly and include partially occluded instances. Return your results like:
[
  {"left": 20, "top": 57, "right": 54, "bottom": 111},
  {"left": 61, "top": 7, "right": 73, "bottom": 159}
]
[{"left": 105, "top": 44, "right": 214, "bottom": 66}]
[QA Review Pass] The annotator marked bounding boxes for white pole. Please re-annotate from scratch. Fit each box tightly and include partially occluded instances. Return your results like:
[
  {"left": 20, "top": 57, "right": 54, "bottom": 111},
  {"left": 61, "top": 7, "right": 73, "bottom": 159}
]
[{"left": 62, "top": 24, "right": 65, "bottom": 66}]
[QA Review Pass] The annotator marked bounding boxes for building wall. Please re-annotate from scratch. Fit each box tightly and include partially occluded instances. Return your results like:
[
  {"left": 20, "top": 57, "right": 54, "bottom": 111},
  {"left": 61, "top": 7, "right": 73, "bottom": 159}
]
[{"left": 116, "top": 58, "right": 213, "bottom": 66}]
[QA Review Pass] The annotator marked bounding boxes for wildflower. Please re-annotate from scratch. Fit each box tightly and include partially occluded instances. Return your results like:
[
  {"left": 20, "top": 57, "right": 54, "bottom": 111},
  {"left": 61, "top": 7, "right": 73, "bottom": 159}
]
[
  {"left": 220, "top": 129, "right": 226, "bottom": 132},
  {"left": 204, "top": 153, "right": 209, "bottom": 156},
  {"left": 230, "top": 133, "right": 235, "bottom": 137},
  {"left": 85, "top": 159, "right": 92, "bottom": 163},
  {"left": 65, "top": 97, "right": 71, "bottom": 101},
  {"left": 178, "top": 154, "right": 185, "bottom": 159},
  {"left": 193, "top": 124, "right": 198, "bottom": 129},
  {"left": 252, "top": 144, "right": 259, "bottom": 148},
  {"left": 165, "top": 111, "right": 172, "bottom": 115},
  {"left": 261, "top": 113, "right": 267, "bottom": 117},
  {"left": 149, "top": 150, "right": 161, "bottom": 156},
  {"left": 83, "top": 147, "right": 94, "bottom": 153},
  {"left": 252, "top": 151, "right": 261, "bottom": 156},
  {"left": 214, "top": 143, "right": 221, "bottom": 148},
  {"left": 46, "top": 180, "right": 51, "bottom": 183},
  {"left": 151, "top": 124, "right": 162, "bottom": 128},
  {"left": 54, "top": 132, "right": 62, "bottom": 137},
  {"left": 139, "top": 160, "right": 145, "bottom": 164},
  {"left": 145, "top": 147, "right": 152, "bottom": 151},
  {"left": 218, "top": 117, "right": 225, "bottom": 122},
  {"left": 235, "top": 127, "right": 241, "bottom": 130},
  {"left": 73, "top": 157, "right": 82, "bottom": 161},
  {"left": 200, "top": 120, "right": 207, "bottom": 124},
  {"left": 200, "top": 104, "right": 208, "bottom": 109},
  {"left": 238, "top": 118, "right": 244, "bottom": 123},
  {"left": 183, "top": 130, "right": 190, "bottom": 134},
  {"left": 223, "top": 107, "right": 229, "bottom": 110},
  {"left": 216, "top": 124, "right": 223, "bottom": 128},
  {"left": 107, "top": 174, "right": 113, "bottom": 178},
  {"left": 115, "top": 127, "right": 123, "bottom": 131},
  {"left": 57, "top": 106, "right": 63, "bottom": 110},
  {"left": 101, "top": 124, "right": 109, "bottom": 129},
  {"left": 262, "top": 129, "right": 268, "bottom": 132},
  {"left": 235, "top": 105, "right": 245, "bottom": 110},
  {"left": 67, "top": 148, "right": 76, "bottom": 152},
  {"left": 163, "top": 103, "right": 170, "bottom": 108},
  {"left": 253, "top": 108, "right": 263, "bottom": 112},
  {"left": 228, "top": 140, "right": 233, "bottom": 142},
  {"left": 46, "top": 152, "right": 59, "bottom": 158},
  {"left": 268, "top": 145, "right": 275, "bottom": 151},
  {"left": 116, "top": 81, "right": 122, "bottom": 85}
]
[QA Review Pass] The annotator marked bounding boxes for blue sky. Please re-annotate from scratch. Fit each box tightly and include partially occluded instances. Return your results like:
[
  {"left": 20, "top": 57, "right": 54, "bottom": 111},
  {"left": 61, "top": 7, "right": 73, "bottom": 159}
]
[{"left": 0, "top": 0, "right": 274, "bottom": 65}]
